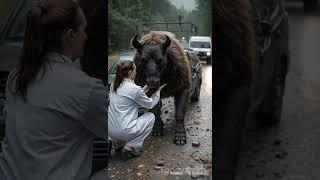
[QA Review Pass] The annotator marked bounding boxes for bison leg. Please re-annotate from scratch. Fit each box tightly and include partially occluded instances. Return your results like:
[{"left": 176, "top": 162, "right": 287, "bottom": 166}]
[
  {"left": 174, "top": 89, "right": 189, "bottom": 146},
  {"left": 151, "top": 100, "right": 164, "bottom": 136}
]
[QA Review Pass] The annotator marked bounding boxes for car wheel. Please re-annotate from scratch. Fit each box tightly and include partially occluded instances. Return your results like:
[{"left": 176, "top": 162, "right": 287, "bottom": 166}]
[
  {"left": 259, "top": 80, "right": 285, "bottom": 126},
  {"left": 191, "top": 79, "right": 201, "bottom": 102},
  {"left": 257, "top": 57, "right": 287, "bottom": 126}
]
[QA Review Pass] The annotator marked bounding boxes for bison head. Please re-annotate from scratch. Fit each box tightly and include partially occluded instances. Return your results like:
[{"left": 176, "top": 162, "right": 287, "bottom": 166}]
[{"left": 132, "top": 34, "right": 171, "bottom": 87}]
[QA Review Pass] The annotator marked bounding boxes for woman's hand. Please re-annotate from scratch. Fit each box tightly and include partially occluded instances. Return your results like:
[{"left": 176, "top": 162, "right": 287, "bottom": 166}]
[
  {"left": 158, "top": 83, "right": 167, "bottom": 91},
  {"left": 143, "top": 85, "right": 151, "bottom": 93}
]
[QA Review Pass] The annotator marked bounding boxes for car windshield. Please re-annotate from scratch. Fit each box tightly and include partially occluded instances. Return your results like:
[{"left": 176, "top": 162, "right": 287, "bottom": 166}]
[
  {"left": 6, "top": 0, "right": 39, "bottom": 40},
  {"left": 110, "top": 53, "right": 135, "bottom": 74},
  {"left": 0, "top": 0, "right": 20, "bottom": 36},
  {"left": 190, "top": 41, "right": 210, "bottom": 48}
]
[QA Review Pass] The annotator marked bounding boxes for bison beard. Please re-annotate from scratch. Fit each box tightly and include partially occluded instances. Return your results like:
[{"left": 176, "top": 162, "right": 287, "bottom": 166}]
[{"left": 131, "top": 32, "right": 192, "bottom": 145}]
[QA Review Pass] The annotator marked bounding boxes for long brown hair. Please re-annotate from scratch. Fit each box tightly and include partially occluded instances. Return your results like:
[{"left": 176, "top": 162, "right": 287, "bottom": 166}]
[
  {"left": 113, "top": 60, "right": 134, "bottom": 93},
  {"left": 10, "top": 0, "right": 83, "bottom": 100}
]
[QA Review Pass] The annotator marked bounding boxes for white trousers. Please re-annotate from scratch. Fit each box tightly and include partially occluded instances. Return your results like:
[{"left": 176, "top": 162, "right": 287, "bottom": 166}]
[{"left": 108, "top": 112, "right": 155, "bottom": 148}]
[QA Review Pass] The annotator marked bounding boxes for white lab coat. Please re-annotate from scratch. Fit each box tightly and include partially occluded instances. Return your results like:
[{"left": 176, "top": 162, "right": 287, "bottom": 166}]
[{"left": 108, "top": 78, "right": 160, "bottom": 148}]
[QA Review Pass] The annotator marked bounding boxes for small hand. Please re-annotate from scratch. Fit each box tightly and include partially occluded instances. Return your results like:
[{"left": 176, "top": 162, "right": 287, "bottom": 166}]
[
  {"left": 143, "top": 85, "right": 151, "bottom": 93},
  {"left": 158, "top": 83, "right": 167, "bottom": 91}
]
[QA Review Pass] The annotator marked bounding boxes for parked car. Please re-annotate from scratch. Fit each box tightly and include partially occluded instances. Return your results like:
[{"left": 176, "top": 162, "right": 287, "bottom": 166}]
[
  {"left": 189, "top": 36, "right": 212, "bottom": 65},
  {"left": 108, "top": 50, "right": 136, "bottom": 89},
  {"left": 182, "top": 44, "right": 202, "bottom": 102},
  {"left": 0, "top": 0, "right": 108, "bottom": 174},
  {"left": 107, "top": 48, "right": 202, "bottom": 103},
  {"left": 250, "top": 0, "right": 289, "bottom": 126},
  {"left": 217, "top": 0, "right": 290, "bottom": 178}
]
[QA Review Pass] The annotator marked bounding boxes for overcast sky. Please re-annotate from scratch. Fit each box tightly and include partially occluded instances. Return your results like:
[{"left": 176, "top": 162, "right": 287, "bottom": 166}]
[{"left": 169, "top": 0, "right": 196, "bottom": 11}]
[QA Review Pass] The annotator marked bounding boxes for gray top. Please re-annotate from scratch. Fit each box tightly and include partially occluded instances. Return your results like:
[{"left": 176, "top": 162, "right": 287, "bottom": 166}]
[{"left": 0, "top": 52, "right": 108, "bottom": 180}]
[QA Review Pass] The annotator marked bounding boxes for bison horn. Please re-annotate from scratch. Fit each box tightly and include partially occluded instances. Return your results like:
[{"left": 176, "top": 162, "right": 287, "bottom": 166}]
[
  {"left": 162, "top": 35, "right": 171, "bottom": 54},
  {"left": 131, "top": 34, "right": 143, "bottom": 54}
]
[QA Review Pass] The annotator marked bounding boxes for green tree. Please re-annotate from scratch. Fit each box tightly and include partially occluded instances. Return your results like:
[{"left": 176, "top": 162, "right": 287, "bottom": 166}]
[
  {"left": 108, "top": 0, "right": 190, "bottom": 54},
  {"left": 194, "top": 0, "right": 212, "bottom": 35}
]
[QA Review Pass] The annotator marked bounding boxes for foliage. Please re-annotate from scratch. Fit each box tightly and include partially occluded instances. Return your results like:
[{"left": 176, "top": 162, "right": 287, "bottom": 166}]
[{"left": 108, "top": 0, "right": 212, "bottom": 54}]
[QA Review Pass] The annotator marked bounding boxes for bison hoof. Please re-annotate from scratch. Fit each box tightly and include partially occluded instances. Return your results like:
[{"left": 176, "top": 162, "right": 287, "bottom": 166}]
[
  {"left": 174, "top": 132, "right": 187, "bottom": 146},
  {"left": 152, "top": 125, "right": 164, "bottom": 137}
]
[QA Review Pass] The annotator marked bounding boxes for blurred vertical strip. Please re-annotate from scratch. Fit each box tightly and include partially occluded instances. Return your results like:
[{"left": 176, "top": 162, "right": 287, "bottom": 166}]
[
  {"left": 0, "top": 0, "right": 20, "bottom": 39},
  {"left": 79, "top": 0, "right": 108, "bottom": 86}
]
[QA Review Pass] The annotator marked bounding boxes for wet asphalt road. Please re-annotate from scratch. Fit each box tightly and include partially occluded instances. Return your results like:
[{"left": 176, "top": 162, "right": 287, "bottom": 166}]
[
  {"left": 108, "top": 62, "right": 212, "bottom": 179},
  {"left": 236, "top": 2, "right": 320, "bottom": 179}
]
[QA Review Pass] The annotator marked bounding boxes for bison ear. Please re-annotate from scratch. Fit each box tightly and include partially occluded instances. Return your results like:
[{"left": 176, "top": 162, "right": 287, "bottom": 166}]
[
  {"left": 131, "top": 34, "right": 143, "bottom": 54},
  {"left": 162, "top": 35, "right": 171, "bottom": 54}
]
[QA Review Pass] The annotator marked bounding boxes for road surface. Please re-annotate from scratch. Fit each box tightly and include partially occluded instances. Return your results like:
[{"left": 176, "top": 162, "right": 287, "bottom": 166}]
[
  {"left": 236, "top": 2, "right": 320, "bottom": 179},
  {"left": 108, "top": 62, "right": 212, "bottom": 179}
]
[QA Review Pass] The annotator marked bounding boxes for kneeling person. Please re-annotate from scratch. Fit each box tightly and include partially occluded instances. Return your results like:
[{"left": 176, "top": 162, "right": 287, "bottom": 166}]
[{"left": 108, "top": 60, "right": 166, "bottom": 160}]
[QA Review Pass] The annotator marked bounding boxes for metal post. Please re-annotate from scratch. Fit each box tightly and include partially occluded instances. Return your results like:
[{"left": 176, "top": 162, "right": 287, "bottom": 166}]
[{"left": 178, "top": 15, "right": 182, "bottom": 39}]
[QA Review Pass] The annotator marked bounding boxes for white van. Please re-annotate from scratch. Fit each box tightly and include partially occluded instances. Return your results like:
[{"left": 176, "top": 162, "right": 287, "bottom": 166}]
[{"left": 189, "top": 36, "right": 212, "bottom": 64}]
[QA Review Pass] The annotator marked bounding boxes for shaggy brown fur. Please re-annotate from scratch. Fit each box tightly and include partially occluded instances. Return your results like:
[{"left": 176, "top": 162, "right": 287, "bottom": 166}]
[
  {"left": 214, "top": 0, "right": 255, "bottom": 87},
  {"left": 133, "top": 31, "right": 192, "bottom": 97},
  {"left": 131, "top": 31, "right": 193, "bottom": 145},
  {"left": 214, "top": 0, "right": 256, "bottom": 178}
]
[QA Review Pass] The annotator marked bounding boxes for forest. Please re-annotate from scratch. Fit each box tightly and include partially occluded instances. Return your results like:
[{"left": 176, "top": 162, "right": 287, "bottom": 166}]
[{"left": 108, "top": 0, "right": 212, "bottom": 54}]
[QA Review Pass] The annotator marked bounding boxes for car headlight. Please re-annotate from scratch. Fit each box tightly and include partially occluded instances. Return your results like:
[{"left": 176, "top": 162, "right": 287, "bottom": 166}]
[{"left": 206, "top": 51, "right": 211, "bottom": 56}]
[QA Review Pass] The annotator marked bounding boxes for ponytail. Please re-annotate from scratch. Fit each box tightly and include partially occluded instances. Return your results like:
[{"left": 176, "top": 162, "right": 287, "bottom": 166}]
[
  {"left": 11, "top": 6, "right": 46, "bottom": 100},
  {"left": 9, "top": 0, "right": 81, "bottom": 101},
  {"left": 113, "top": 60, "right": 134, "bottom": 93}
]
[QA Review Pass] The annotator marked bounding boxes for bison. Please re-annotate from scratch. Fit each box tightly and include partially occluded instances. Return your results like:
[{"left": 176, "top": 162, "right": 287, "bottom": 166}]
[
  {"left": 214, "top": 0, "right": 255, "bottom": 178},
  {"left": 131, "top": 32, "right": 192, "bottom": 145}
]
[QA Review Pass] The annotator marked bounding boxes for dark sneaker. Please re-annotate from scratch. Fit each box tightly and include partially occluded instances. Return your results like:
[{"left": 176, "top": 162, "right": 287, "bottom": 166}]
[
  {"left": 114, "top": 142, "right": 124, "bottom": 152},
  {"left": 115, "top": 146, "right": 124, "bottom": 152},
  {"left": 121, "top": 148, "right": 142, "bottom": 160}
]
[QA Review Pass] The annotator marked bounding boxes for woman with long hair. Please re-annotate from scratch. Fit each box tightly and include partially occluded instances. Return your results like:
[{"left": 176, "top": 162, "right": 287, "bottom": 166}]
[
  {"left": 108, "top": 60, "right": 166, "bottom": 160},
  {"left": 0, "top": 0, "right": 107, "bottom": 179}
]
